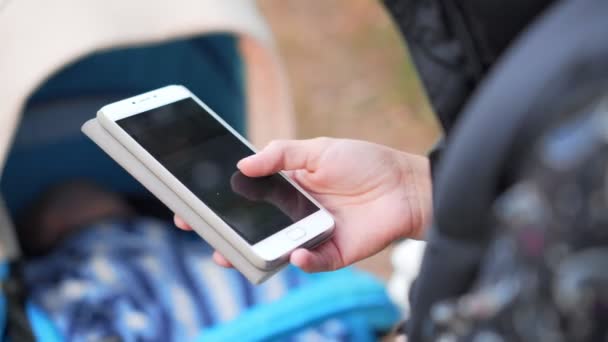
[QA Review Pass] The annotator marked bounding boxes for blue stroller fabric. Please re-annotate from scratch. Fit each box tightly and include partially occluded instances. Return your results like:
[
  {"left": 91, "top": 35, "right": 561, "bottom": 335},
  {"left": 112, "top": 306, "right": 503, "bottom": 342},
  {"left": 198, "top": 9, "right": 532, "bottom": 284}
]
[
  {"left": 0, "top": 34, "right": 399, "bottom": 341},
  {"left": 196, "top": 267, "right": 399, "bottom": 342},
  {"left": 1, "top": 34, "right": 245, "bottom": 217},
  {"left": 16, "top": 218, "right": 398, "bottom": 342},
  {"left": 0, "top": 264, "right": 7, "bottom": 339}
]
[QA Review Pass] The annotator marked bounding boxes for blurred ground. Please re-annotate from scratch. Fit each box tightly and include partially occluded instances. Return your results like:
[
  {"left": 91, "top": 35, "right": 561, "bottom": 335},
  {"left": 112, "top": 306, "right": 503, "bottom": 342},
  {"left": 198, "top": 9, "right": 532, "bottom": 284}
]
[{"left": 259, "top": 0, "right": 440, "bottom": 280}]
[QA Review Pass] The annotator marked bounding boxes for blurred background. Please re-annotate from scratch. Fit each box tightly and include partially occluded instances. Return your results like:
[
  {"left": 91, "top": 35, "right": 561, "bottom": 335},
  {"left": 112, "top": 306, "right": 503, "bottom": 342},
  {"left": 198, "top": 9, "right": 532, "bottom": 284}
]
[
  {"left": 0, "top": 1, "right": 438, "bottom": 339},
  {"left": 259, "top": 0, "right": 440, "bottom": 279}
]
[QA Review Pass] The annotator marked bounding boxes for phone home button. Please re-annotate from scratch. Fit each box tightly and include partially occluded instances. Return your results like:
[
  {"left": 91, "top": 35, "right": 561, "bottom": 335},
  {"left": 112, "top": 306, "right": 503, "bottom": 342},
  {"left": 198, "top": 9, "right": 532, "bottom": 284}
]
[{"left": 287, "top": 227, "right": 306, "bottom": 241}]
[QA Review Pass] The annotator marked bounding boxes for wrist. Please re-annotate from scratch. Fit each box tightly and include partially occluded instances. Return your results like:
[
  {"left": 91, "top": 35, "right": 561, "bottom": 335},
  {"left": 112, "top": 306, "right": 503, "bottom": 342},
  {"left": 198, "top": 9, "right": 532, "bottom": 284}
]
[{"left": 397, "top": 153, "right": 433, "bottom": 240}]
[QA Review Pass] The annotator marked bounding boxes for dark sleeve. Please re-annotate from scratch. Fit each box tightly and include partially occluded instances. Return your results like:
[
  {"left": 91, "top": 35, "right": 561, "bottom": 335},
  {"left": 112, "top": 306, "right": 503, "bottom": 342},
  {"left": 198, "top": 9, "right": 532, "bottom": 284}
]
[
  {"left": 427, "top": 138, "right": 445, "bottom": 179},
  {"left": 383, "top": 0, "right": 478, "bottom": 133},
  {"left": 383, "top": 0, "right": 554, "bottom": 134}
]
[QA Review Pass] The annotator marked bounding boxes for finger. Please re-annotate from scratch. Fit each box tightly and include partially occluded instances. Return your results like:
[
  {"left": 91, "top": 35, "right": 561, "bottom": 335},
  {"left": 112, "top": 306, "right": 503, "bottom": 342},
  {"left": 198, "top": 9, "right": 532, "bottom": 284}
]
[
  {"left": 213, "top": 251, "right": 234, "bottom": 268},
  {"left": 289, "top": 241, "right": 344, "bottom": 273},
  {"left": 237, "top": 138, "right": 330, "bottom": 177},
  {"left": 283, "top": 170, "right": 296, "bottom": 179},
  {"left": 174, "top": 215, "right": 193, "bottom": 230}
]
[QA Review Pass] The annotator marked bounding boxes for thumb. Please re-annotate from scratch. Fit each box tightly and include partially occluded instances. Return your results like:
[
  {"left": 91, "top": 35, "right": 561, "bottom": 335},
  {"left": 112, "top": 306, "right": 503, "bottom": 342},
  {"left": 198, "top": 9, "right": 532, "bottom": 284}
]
[
  {"left": 237, "top": 138, "right": 330, "bottom": 177},
  {"left": 289, "top": 241, "right": 345, "bottom": 273}
]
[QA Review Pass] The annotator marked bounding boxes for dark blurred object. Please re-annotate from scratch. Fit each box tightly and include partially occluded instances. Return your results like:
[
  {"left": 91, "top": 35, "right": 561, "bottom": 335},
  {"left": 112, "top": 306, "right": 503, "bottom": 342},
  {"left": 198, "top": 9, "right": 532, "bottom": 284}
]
[
  {"left": 428, "top": 94, "right": 608, "bottom": 341},
  {"left": 384, "top": 0, "right": 553, "bottom": 132},
  {"left": 406, "top": 0, "right": 608, "bottom": 340}
]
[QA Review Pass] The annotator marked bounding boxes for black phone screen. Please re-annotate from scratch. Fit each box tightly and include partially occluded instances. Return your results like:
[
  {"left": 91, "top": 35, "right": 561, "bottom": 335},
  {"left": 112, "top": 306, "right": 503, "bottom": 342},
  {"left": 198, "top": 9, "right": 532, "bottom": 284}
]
[{"left": 117, "top": 98, "right": 319, "bottom": 244}]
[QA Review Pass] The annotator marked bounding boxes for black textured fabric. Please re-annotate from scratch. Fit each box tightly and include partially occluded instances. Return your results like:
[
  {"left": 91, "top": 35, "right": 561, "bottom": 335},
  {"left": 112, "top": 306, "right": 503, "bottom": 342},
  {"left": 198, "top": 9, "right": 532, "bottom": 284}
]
[
  {"left": 2, "top": 262, "right": 36, "bottom": 342},
  {"left": 397, "top": 0, "right": 608, "bottom": 339},
  {"left": 383, "top": 0, "right": 554, "bottom": 132}
]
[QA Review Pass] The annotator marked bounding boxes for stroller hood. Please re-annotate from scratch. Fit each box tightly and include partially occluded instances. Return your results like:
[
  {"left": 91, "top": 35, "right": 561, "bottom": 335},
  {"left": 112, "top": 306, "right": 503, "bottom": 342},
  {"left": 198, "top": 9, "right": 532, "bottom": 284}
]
[{"left": 0, "top": 0, "right": 294, "bottom": 180}]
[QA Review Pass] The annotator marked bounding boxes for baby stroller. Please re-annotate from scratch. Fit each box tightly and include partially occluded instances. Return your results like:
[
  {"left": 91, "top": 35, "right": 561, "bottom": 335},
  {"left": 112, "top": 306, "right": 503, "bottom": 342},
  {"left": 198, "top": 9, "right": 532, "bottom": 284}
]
[{"left": 0, "top": 1, "right": 399, "bottom": 341}]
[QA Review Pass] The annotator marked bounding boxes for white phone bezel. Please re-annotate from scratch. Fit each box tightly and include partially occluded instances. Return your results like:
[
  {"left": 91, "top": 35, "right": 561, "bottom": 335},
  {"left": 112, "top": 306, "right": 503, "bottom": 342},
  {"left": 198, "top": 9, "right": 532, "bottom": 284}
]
[{"left": 96, "top": 85, "right": 334, "bottom": 270}]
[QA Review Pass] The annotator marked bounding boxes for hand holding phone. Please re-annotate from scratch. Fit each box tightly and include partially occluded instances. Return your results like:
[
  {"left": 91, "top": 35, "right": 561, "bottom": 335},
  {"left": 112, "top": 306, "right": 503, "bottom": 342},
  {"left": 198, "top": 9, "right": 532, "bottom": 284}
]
[
  {"left": 178, "top": 137, "right": 434, "bottom": 273},
  {"left": 97, "top": 86, "right": 335, "bottom": 270}
]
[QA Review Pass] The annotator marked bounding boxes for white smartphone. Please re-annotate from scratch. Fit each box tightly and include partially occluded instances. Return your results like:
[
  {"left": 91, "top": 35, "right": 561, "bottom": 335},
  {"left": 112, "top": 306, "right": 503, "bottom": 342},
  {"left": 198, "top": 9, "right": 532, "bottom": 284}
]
[{"left": 97, "top": 85, "right": 335, "bottom": 270}]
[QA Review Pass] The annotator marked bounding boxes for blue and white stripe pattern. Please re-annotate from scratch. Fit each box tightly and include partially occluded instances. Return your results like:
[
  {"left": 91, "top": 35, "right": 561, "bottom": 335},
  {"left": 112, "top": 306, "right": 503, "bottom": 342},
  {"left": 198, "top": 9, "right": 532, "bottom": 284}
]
[{"left": 21, "top": 218, "right": 393, "bottom": 341}]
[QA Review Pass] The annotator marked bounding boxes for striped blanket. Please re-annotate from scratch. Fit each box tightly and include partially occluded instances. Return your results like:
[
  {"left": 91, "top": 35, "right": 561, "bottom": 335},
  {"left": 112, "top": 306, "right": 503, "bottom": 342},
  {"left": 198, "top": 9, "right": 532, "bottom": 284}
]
[{"left": 20, "top": 218, "right": 398, "bottom": 341}]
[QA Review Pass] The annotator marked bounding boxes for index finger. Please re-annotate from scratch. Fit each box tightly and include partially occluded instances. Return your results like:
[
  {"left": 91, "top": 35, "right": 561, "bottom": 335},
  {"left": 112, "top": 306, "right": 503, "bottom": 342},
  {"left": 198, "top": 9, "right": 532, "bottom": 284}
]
[{"left": 237, "top": 138, "right": 331, "bottom": 177}]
